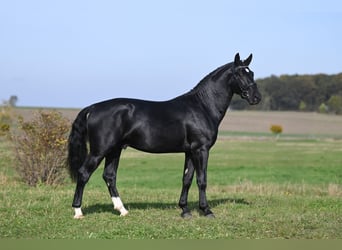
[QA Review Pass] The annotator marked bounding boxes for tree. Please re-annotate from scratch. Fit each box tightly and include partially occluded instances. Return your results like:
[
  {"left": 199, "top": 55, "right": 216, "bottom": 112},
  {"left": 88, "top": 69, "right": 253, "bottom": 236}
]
[
  {"left": 9, "top": 96, "right": 18, "bottom": 107},
  {"left": 327, "top": 95, "right": 342, "bottom": 114},
  {"left": 253, "top": 73, "right": 342, "bottom": 113}
]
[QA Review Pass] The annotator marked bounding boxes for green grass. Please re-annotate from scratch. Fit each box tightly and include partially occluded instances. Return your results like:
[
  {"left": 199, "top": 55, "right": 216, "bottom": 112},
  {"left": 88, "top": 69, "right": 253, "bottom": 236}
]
[{"left": 0, "top": 136, "right": 341, "bottom": 239}]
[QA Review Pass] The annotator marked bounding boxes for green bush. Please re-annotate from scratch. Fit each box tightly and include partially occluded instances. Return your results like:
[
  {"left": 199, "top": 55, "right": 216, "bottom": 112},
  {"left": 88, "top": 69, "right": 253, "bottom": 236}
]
[
  {"left": 318, "top": 103, "right": 328, "bottom": 113},
  {"left": 10, "top": 110, "right": 70, "bottom": 186},
  {"left": 0, "top": 105, "right": 14, "bottom": 137},
  {"left": 327, "top": 95, "right": 342, "bottom": 114}
]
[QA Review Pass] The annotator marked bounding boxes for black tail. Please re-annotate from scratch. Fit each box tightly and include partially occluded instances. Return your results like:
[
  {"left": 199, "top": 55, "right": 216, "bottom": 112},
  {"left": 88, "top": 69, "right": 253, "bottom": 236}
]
[{"left": 68, "top": 107, "right": 90, "bottom": 182}]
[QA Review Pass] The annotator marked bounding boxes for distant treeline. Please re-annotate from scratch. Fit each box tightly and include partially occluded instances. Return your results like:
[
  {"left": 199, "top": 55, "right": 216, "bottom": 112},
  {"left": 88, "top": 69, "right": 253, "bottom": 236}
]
[{"left": 231, "top": 73, "right": 342, "bottom": 114}]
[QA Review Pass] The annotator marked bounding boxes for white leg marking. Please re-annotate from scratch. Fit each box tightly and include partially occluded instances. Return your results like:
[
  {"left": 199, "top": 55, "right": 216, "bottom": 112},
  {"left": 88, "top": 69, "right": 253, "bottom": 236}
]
[
  {"left": 184, "top": 168, "right": 189, "bottom": 175},
  {"left": 112, "top": 197, "right": 129, "bottom": 216},
  {"left": 74, "top": 207, "right": 84, "bottom": 219}
]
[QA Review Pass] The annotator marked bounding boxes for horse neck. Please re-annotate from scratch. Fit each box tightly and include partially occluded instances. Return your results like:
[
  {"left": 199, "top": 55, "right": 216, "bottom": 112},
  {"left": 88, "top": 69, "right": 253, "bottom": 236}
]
[{"left": 189, "top": 68, "right": 235, "bottom": 125}]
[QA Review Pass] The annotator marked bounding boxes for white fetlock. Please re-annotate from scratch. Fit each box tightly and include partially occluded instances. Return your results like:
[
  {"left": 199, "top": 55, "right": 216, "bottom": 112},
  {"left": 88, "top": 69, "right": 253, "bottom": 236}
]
[
  {"left": 112, "top": 197, "right": 129, "bottom": 216},
  {"left": 74, "top": 207, "right": 84, "bottom": 219}
]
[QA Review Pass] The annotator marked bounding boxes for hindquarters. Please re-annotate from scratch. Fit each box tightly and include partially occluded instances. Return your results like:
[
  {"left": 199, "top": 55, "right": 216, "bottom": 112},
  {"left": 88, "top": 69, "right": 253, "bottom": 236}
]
[{"left": 86, "top": 103, "right": 129, "bottom": 156}]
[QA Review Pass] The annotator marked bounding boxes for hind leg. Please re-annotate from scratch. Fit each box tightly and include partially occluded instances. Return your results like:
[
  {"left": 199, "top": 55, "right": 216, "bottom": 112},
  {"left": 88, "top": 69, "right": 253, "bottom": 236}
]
[
  {"left": 103, "top": 150, "right": 128, "bottom": 216},
  {"left": 72, "top": 154, "right": 103, "bottom": 219}
]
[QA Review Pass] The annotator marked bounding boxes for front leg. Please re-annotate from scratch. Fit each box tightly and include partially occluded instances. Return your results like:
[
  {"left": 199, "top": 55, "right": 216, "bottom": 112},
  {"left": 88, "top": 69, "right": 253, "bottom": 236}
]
[
  {"left": 178, "top": 153, "right": 195, "bottom": 218},
  {"left": 193, "top": 147, "right": 215, "bottom": 218}
]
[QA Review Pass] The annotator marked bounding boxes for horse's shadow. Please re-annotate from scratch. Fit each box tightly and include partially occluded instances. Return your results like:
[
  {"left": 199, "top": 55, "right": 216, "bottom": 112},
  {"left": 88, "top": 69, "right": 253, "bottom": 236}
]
[{"left": 83, "top": 197, "right": 250, "bottom": 216}]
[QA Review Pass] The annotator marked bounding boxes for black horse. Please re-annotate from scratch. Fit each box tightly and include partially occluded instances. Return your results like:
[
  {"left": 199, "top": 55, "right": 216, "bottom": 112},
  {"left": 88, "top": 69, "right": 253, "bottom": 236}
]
[{"left": 68, "top": 53, "right": 261, "bottom": 219}]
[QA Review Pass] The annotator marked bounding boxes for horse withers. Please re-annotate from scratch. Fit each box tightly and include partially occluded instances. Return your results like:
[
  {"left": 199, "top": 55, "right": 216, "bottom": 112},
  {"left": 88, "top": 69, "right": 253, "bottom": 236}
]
[{"left": 68, "top": 53, "right": 261, "bottom": 219}]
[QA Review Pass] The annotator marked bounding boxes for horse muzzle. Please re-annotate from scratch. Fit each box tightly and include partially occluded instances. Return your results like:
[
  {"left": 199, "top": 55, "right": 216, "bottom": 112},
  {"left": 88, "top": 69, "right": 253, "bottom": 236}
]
[
  {"left": 241, "top": 89, "right": 261, "bottom": 105},
  {"left": 250, "top": 91, "right": 262, "bottom": 105}
]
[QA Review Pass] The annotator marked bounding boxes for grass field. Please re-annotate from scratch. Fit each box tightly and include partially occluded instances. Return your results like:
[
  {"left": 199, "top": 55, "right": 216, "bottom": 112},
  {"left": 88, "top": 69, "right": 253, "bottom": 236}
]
[{"left": 0, "top": 110, "right": 341, "bottom": 239}]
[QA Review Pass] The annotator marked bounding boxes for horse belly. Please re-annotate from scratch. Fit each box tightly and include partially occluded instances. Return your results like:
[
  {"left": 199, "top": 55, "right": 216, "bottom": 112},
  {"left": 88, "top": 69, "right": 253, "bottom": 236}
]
[{"left": 125, "top": 125, "right": 188, "bottom": 153}]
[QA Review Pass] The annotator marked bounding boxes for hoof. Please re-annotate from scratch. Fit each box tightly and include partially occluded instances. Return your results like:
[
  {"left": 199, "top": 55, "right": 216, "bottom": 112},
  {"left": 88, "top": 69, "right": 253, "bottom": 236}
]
[
  {"left": 73, "top": 214, "right": 84, "bottom": 219},
  {"left": 205, "top": 213, "right": 215, "bottom": 219},
  {"left": 199, "top": 208, "right": 215, "bottom": 218},
  {"left": 181, "top": 211, "right": 192, "bottom": 219},
  {"left": 73, "top": 207, "right": 84, "bottom": 219},
  {"left": 120, "top": 210, "right": 129, "bottom": 217}
]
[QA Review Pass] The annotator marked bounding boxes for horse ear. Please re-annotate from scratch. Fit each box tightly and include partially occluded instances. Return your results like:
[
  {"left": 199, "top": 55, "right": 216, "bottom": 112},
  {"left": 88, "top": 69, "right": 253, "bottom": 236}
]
[
  {"left": 243, "top": 54, "right": 253, "bottom": 66},
  {"left": 234, "top": 53, "right": 241, "bottom": 66}
]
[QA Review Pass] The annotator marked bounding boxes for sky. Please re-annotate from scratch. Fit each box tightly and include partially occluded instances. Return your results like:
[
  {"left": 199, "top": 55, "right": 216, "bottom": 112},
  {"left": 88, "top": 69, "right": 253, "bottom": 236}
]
[{"left": 1, "top": 0, "right": 341, "bottom": 108}]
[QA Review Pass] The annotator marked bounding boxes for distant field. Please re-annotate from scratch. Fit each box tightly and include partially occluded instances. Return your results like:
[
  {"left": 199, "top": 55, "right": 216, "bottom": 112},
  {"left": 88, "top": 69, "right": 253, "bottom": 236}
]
[
  {"left": 13, "top": 107, "right": 342, "bottom": 137},
  {"left": 220, "top": 110, "right": 342, "bottom": 137},
  {"left": 1, "top": 108, "right": 341, "bottom": 239}
]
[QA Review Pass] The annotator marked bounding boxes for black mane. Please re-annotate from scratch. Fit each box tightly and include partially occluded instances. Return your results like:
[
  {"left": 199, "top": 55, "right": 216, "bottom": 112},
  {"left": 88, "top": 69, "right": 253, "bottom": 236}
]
[{"left": 180, "top": 62, "right": 234, "bottom": 98}]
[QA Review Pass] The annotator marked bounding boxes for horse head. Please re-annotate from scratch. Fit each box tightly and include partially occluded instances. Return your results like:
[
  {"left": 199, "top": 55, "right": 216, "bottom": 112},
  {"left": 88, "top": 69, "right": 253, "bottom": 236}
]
[{"left": 231, "top": 53, "right": 261, "bottom": 105}]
